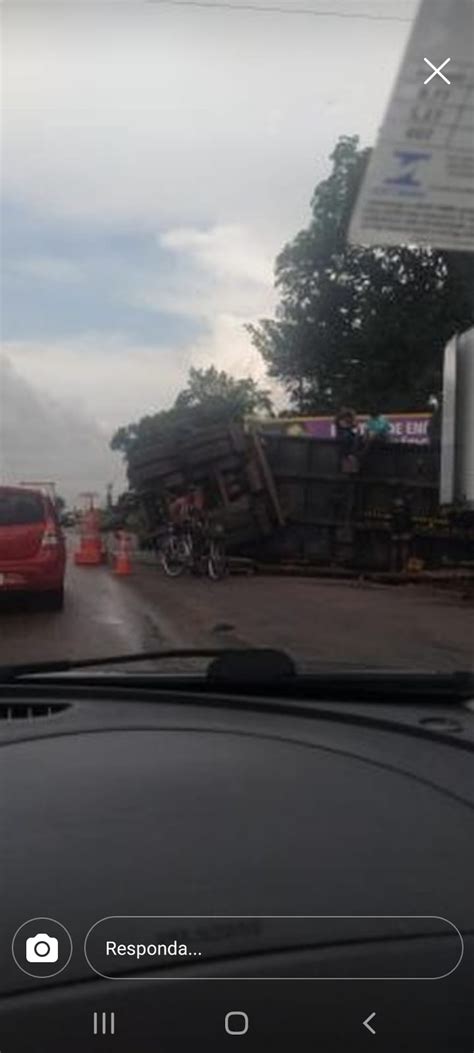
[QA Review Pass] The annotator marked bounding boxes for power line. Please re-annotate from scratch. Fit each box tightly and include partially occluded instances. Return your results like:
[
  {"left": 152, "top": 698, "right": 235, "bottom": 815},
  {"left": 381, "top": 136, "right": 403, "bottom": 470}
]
[{"left": 146, "top": 0, "right": 412, "bottom": 21}]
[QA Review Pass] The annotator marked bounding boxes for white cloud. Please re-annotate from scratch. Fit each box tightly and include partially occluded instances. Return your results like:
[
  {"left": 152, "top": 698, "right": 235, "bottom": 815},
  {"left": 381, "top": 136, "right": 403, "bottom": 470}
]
[
  {"left": 2, "top": 335, "right": 188, "bottom": 437},
  {"left": 0, "top": 355, "right": 125, "bottom": 505},
  {"left": 2, "top": 3, "right": 412, "bottom": 238},
  {"left": 185, "top": 311, "right": 285, "bottom": 408},
  {"left": 135, "top": 223, "right": 276, "bottom": 324},
  {"left": 161, "top": 226, "right": 273, "bottom": 285},
  {"left": 134, "top": 222, "right": 284, "bottom": 399}
]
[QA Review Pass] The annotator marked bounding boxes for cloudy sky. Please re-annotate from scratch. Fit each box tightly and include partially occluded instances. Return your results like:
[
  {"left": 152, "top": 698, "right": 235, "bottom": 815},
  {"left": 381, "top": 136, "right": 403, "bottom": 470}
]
[{"left": 1, "top": 0, "right": 417, "bottom": 502}]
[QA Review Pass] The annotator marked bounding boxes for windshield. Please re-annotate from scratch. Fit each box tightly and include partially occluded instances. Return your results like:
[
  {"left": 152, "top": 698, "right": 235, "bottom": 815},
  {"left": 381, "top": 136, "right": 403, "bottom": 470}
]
[
  {"left": 1, "top": 0, "right": 473, "bottom": 674},
  {"left": 0, "top": 492, "right": 45, "bottom": 527}
]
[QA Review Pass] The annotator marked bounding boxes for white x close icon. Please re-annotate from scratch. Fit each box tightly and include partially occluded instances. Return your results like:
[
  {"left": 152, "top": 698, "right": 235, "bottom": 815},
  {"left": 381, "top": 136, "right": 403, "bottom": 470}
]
[{"left": 423, "top": 57, "right": 451, "bottom": 84}]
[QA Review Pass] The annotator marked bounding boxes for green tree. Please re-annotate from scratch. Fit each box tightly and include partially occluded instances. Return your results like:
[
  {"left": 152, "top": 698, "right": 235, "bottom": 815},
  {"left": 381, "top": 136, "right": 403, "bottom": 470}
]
[
  {"left": 175, "top": 366, "right": 272, "bottom": 416},
  {"left": 248, "top": 135, "right": 473, "bottom": 412},
  {"left": 111, "top": 366, "right": 273, "bottom": 462}
]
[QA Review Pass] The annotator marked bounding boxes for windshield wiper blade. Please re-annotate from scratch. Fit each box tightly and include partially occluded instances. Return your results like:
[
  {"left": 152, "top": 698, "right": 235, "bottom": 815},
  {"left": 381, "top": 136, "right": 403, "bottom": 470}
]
[
  {"left": 0, "top": 651, "right": 473, "bottom": 701},
  {"left": 0, "top": 647, "right": 295, "bottom": 682}
]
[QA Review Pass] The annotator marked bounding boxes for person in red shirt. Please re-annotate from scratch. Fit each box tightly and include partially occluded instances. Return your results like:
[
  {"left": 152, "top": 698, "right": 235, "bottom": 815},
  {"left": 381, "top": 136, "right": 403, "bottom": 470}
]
[
  {"left": 168, "top": 492, "right": 188, "bottom": 525},
  {"left": 167, "top": 484, "right": 206, "bottom": 531},
  {"left": 188, "top": 484, "right": 205, "bottom": 517}
]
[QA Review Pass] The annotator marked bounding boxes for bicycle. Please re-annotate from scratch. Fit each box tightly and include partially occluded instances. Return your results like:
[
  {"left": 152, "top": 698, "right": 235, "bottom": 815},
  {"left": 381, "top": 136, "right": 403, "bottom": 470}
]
[
  {"left": 160, "top": 522, "right": 193, "bottom": 577},
  {"left": 161, "top": 517, "right": 227, "bottom": 580},
  {"left": 206, "top": 523, "right": 227, "bottom": 581}
]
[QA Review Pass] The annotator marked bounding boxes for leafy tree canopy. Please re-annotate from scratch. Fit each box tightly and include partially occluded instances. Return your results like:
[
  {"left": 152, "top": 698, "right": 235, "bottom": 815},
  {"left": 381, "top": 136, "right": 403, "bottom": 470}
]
[
  {"left": 248, "top": 135, "right": 473, "bottom": 413},
  {"left": 175, "top": 365, "right": 272, "bottom": 416}
]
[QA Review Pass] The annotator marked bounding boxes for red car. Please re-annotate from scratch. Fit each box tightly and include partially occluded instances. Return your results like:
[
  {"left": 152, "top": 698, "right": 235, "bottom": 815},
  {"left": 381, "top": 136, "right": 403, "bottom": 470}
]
[{"left": 0, "top": 486, "right": 66, "bottom": 609}]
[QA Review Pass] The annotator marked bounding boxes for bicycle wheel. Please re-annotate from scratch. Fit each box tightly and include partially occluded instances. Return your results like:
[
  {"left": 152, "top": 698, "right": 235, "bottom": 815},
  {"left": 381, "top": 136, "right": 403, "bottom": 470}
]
[
  {"left": 207, "top": 538, "right": 227, "bottom": 581},
  {"left": 161, "top": 536, "right": 188, "bottom": 577}
]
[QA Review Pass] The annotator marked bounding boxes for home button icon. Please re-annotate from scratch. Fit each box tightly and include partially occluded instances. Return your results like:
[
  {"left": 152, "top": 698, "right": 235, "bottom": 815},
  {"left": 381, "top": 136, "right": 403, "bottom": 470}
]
[{"left": 225, "top": 1011, "right": 249, "bottom": 1036}]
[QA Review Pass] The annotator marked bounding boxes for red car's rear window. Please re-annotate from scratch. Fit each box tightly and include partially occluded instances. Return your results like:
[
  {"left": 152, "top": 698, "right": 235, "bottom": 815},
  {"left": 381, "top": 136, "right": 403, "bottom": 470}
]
[{"left": 0, "top": 492, "right": 45, "bottom": 527}]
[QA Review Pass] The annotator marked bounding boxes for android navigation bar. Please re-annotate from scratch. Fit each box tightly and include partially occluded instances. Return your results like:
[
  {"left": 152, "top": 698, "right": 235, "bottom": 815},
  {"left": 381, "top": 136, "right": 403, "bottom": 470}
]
[{"left": 363, "top": 1012, "right": 377, "bottom": 1035}]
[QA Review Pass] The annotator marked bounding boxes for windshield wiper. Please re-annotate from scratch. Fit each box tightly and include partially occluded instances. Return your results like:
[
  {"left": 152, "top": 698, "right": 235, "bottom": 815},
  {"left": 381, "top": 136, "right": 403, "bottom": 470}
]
[
  {"left": 0, "top": 647, "right": 295, "bottom": 682},
  {"left": 0, "top": 649, "right": 472, "bottom": 702}
]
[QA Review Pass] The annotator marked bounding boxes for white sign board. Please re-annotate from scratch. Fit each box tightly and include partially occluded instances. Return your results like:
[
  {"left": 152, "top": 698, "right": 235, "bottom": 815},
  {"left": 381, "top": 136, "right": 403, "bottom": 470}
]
[
  {"left": 349, "top": 0, "right": 474, "bottom": 251},
  {"left": 439, "top": 335, "right": 457, "bottom": 504}
]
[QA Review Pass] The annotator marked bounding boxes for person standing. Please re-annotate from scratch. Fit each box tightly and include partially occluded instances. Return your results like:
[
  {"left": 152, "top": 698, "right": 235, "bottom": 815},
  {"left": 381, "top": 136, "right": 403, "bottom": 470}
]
[
  {"left": 390, "top": 495, "right": 413, "bottom": 572},
  {"left": 427, "top": 396, "right": 441, "bottom": 445},
  {"left": 364, "top": 410, "right": 391, "bottom": 444},
  {"left": 334, "top": 406, "right": 359, "bottom": 472}
]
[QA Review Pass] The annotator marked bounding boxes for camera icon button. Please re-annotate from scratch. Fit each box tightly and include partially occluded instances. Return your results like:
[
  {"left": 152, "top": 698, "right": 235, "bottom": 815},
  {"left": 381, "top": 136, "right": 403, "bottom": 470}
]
[
  {"left": 26, "top": 933, "right": 59, "bottom": 963},
  {"left": 12, "top": 917, "right": 73, "bottom": 979}
]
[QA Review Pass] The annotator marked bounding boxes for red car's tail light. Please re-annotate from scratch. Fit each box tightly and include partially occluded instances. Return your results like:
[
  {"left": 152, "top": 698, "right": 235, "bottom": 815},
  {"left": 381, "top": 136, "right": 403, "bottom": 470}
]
[{"left": 41, "top": 522, "right": 60, "bottom": 547}]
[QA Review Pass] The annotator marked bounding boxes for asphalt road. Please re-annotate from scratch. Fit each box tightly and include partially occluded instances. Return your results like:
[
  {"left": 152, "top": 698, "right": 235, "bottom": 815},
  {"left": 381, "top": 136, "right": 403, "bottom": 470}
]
[
  {"left": 1, "top": 541, "right": 473, "bottom": 673},
  {"left": 0, "top": 556, "right": 168, "bottom": 669}
]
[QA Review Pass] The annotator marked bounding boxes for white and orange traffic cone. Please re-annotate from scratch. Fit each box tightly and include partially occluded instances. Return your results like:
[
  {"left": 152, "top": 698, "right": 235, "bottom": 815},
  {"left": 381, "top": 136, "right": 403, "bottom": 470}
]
[
  {"left": 113, "top": 531, "right": 132, "bottom": 576},
  {"left": 74, "top": 508, "right": 102, "bottom": 565}
]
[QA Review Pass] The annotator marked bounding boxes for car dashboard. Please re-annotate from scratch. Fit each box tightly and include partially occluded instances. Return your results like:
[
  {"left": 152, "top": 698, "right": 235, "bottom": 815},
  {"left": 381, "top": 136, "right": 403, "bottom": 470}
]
[{"left": 1, "top": 679, "right": 473, "bottom": 1051}]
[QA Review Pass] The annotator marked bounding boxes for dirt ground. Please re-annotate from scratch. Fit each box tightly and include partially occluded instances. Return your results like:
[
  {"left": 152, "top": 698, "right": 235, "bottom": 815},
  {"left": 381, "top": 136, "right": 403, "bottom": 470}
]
[{"left": 121, "top": 564, "right": 474, "bottom": 672}]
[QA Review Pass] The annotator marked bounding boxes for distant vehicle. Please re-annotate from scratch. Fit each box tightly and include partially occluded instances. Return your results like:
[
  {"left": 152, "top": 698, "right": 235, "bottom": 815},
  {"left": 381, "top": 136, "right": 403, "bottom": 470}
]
[
  {"left": 60, "top": 511, "right": 76, "bottom": 528},
  {"left": 0, "top": 486, "right": 66, "bottom": 609}
]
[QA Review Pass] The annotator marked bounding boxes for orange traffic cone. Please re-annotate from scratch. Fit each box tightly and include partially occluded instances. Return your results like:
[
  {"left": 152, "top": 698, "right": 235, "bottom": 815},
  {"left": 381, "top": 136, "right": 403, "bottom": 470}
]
[
  {"left": 114, "top": 531, "right": 132, "bottom": 576},
  {"left": 74, "top": 508, "right": 102, "bottom": 565}
]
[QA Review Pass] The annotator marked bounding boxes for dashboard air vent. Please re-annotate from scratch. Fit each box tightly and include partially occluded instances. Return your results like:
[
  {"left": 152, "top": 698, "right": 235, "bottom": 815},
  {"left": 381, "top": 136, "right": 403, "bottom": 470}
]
[{"left": 0, "top": 703, "right": 71, "bottom": 721}]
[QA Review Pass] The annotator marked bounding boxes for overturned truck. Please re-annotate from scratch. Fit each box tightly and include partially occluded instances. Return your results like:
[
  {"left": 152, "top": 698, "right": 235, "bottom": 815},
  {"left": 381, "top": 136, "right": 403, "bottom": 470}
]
[
  {"left": 127, "top": 417, "right": 473, "bottom": 573},
  {"left": 128, "top": 422, "right": 285, "bottom": 553}
]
